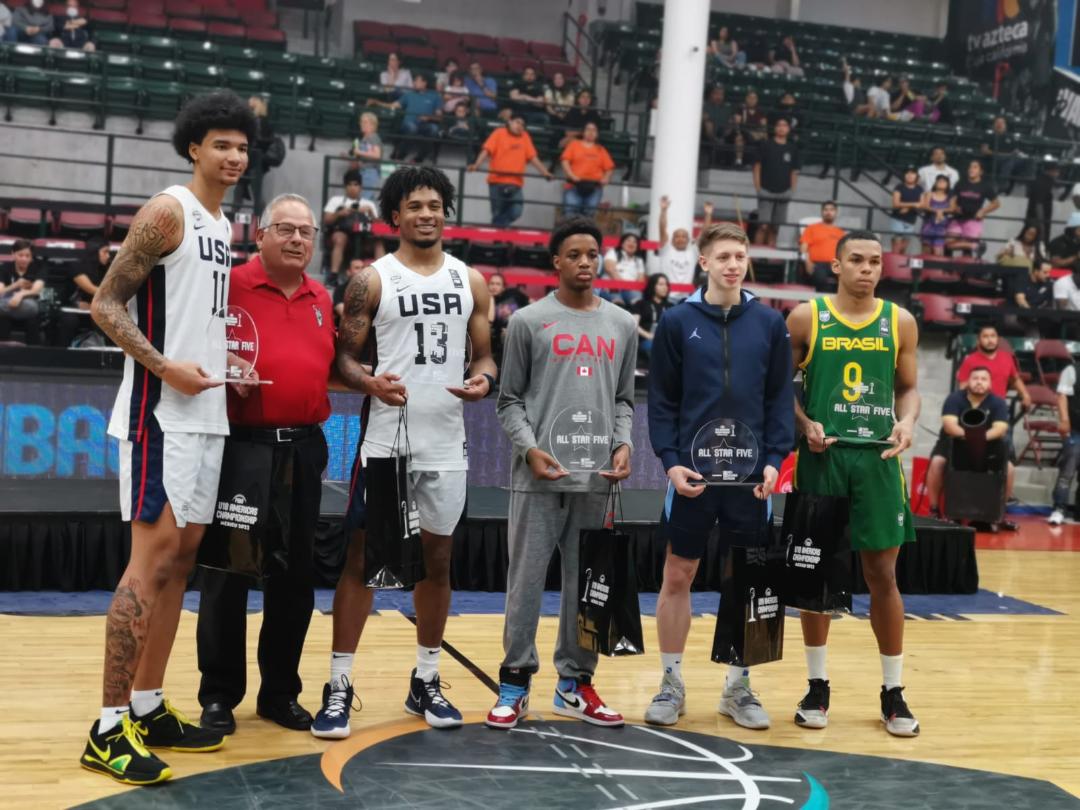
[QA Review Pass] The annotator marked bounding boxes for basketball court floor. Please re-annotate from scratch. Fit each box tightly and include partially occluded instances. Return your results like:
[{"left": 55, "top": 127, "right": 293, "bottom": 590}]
[{"left": 2, "top": 518, "right": 1078, "bottom": 808}]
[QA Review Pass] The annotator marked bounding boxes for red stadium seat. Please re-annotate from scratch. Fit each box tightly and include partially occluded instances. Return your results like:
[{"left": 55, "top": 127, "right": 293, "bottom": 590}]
[
  {"left": 169, "top": 17, "right": 208, "bottom": 37},
  {"left": 164, "top": 0, "right": 202, "bottom": 18},
  {"left": 204, "top": 5, "right": 243, "bottom": 23},
  {"left": 233, "top": 0, "right": 267, "bottom": 11},
  {"left": 540, "top": 60, "right": 577, "bottom": 79},
  {"left": 399, "top": 43, "right": 437, "bottom": 66},
  {"left": 528, "top": 41, "right": 564, "bottom": 61},
  {"left": 353, "top": 20, "right": 392, "bottom": 41},
  {"left": 461, "top": 33, "right": 498, "bottom": 53},
  {"left": 507, "top": 56, "right": 541, "bottom": 75},
  {"left": 208, "top": 21, "right": 247, "bottom": 42},
  {"left": 92, "top": 0, "right": 128, "bottom": 10},
  {"left": 1018, "top": 384, "right": 1064, "bottom": 467},
  {"left": 1034, "top": 339, "right": 1073, "bottom": 388},
  {"left": 109, "top": 215, "right": 134, "bottom": 240},
  {"left": 881, "top": 252, "right": 913, "bottom": 284},
  {"left": 472, "top": 53, "right": 507, "bottom": 75},
  {"left": 7, "top": 208, "right": 50, "bottom": 238},
  {"left": 912, "top": 293, "right": 963, "bottom": 329},
  {"left": 361, "top": 39, "right": 397, "bottom": 60},
  {"left": 246, "top": 27, "right": 285, "bottom": 46},
  {"left": 130, "top": 13, "right": 170, "bottom": 33},
  {"left": 47, "top": 3, "right": 66, "bottom": 16},
  {"left": 88, "top": 8, "right": 128, "bottom": 26},
  {"left": 58, "top": 212, "right": 106, "bottom": 239},
  {"left": 435, "top": 50, "right": 468, "bottom": 71},
  {"left": 242, "top": 9, "right": 277, "bottom": 28},
  {"left": 390, "top": 24, "right": 428, "bottom": 44},
  {"left": 426, "top": 29, "right": 461, "bottom": 52},
  {"left": 497, "top": 37, "right": 529, "bottom": 56}
]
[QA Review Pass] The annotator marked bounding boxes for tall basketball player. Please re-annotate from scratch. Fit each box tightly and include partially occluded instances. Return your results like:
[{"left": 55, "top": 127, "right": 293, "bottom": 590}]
[
  {"left": 311, "top": 166, "right": 496, "bottom": 738},
  {"left": 787, "top": 230, "right": 922, "bottom": 737},
  {"left": 82, "top": 91, "right": 256, "bottom": 784}
]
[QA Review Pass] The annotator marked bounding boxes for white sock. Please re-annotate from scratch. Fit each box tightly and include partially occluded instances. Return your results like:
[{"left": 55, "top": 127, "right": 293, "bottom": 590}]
[
  {"left": 726, "top": 665, "right": 749, "bottom": 688},
  {"left": 98, "top": 706, "right": 128, "bottom": 734},
  {"left": 881, "top": 653, "right": 903, "bottom": 689},
  {"left": 805, "top": 645, "right": 828, "bottom": 681},
  {"left": 130, "top": 688, "right": 163, "bottom": 717},
  {"left": 416, "top": 645, "right": 441, "bottom": 681},
  {"left": 660, "top": 652, "right": 683, "bottom": 682},
  {"left": 330, "top": 651, "right": 354, "bottom": 691}
]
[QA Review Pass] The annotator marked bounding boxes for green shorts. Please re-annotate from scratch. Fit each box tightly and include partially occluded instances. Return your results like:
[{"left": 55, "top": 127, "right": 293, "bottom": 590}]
[{"left": 794, "top": 440, "right": 915, "bottom": 551}]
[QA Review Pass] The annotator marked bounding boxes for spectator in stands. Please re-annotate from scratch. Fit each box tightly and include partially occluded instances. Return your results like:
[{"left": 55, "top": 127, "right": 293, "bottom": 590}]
[
  {"left": 997, "top": 222, "right": 1046, "bottom": 270},
  {"left": 558, "top": 89, "right": 600, "bottom": 148},
  {"left": 1048, "top": 361, "right": 1080, "bottom": 525},
  {"left": 370, "top": 73, "right": 442, "bottom": 163},
  {"left": 889, "top": 77, "right": 923, "bottom": 121},
  {"left": 444, "top": 101, "right": 476, "bottom": 158},
  {"left": 890, "top": 166, "right": 923, "bottom": 255},
  {"left": 737, "top": 90, "right": 769, "bottom": 146},
  {"left": 333, "top": 258, "right": 367, "bottom": 321},
  {"left": 235, "top": 95, "right": 276, "bottom": 204},
  {"left": 50, "top": 0, "right": 92, "bottom": 51},
  {"left": 920, "top": 174, "right": 952, "bottom": 256},
  {"left": 709, "top": 26, "right": 745, "bottom": 69},
  {"left": 544, "top": 72, "right": 575, "bottom": 125},
  {"left": 980, "top": 116, "right": 1021, "bottom": 194},
  {"left": 0, "top": 4, "right": 11, "bottom": 42},
  {"left": 468, "top": 114, "right": 553, "bottom": 228},
  {"left": 602, "top": 232, "right": 646, "bottom": 306},
  {"left": 1054, "top": 260, "right": 1080, "bottom": 312},
  {"left": 5, "top": 0, "right": 52, "bottom": 44},
  {"left": 487, "top": 271, "right": 529, "bottom": 356},
  {"left": 379, "top": 52, "right": 412, "bottom": 92},
  {"left": 924, "top": 366, "right": 1013, "bottom": 520},
  {"left": 777, "top": 91, "right": 800, "bottom": 132},
  {"left": 465, "top": 61, "right": 498, "bottom": 114},
  {"left": 323, "top": 168, "right": 378, "bottom": 281},
  {"left": 866, "top": 76, "right": 893, "bottom": 118},
  {"left": 1049, "top": 212, "right": 1080, "bottom": 268},
  {"left": 560, "top": 121, "right": 614, "bottom": 219},
  {"left": 701, "top": 85, "right": 735, "bottom": 167},
  {"left": 924, "top": 82, "right": 953, "bottom": 125},
  {"left": 435, "top": 57, "right": 459, "bottom": 92},
  {"left": 841, "top": 60, "right": 872, "bottom": 117},
  {"left": 957, "top": 323, "right": 1032, "bottom": 410},
  {"left": 348, "top": 112, "right": 382, "bottom": 199},
  {"left": 441, "top": 72, "right": 469, "bottom": 113},
  {"left": 946, "top": 159, "right": 999, "bottom": 256},
  {"left": 1025, "top": 161, "right": 1059, "bottom": 241},
  {"left": 509, "top": 65, "right": 548, "bottom": 126},
  {"left": 799, "top": 201, "right": 844, "bottom": 291},
  {"left": 58, "top": 238, "right": 110, "bottom": 346},
  {"left": 1013, "top": 260, "right": 1054, "bottom": 312},
  {"left": 918, "top": 146, "right": 959, "bottom": 192},
  {"left": 656, "top": 196, "right": 712, "bottom": 300},
  {"left": 0, "top": 239, "right": 44, "bottom": 344},
  {"left": 752, "top": 117, "right": 799, "bottom": 247},
  {"left": 632, "top": 273, "right": 672, "bottom": 363},
  {"left": 768, "top": 35, "right": 803, "bottom": 77}
]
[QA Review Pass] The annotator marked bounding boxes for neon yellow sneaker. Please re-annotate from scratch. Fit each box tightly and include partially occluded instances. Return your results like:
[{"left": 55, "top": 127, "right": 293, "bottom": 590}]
[
  {"left": 80, "top": 715, "right": 172, "bottom": 785},
  {"left": 132, "top": 699, "right": 225, "bottom": 752}
]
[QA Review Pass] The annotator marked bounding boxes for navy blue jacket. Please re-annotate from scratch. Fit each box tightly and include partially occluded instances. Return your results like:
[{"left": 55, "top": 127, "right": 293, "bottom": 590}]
[{"left": 647, "top": 288, "right": 795, "bottom": 474}]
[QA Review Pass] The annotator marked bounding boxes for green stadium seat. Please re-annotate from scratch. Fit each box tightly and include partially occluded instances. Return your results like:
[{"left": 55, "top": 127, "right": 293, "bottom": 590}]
[
  {"left": 180, "top": 40, "right": 222, "bottom": 64},
  {"left": 56, "top": 74, "right": 99, "bottom": 105},
  {"left": 102, "top": 54, "right": 139, "bottom": 79},
  {"left": 94, "top": 31, "right": 138, "bottom": 55},
  {"left": 138, "top": 79, "right": 187, "bottom": 118},
  {"left": 311, "top": 99, "right": 358, "bottom": 137},
  {"left": 268, "top": 94, "right": 314, "bottom": 135},
  {"left": 103, "top": 76, "right": 142, "bottom": 115},
  {"left": 140, "top": 59, "right": 183, "bottom": 82},
  {"left": 224, "top": 68, "right": 267, "bottom": 94},
  {"left": 53, "top": 49, "right": 100, "bottom": 75},
  {"left": 309, "top": 77, "right": 348, "bottom": 101},
  {"left": 219, "top": 46, "right": 263, "bottom": 69},
  {"left": 138, "top": 36, "right": 179, "bottom": 59},
  {"left": 185, "top": 63, "right": 225, "bottom": 88},
  {"left": 10, "top": 44, "right": 48, "bottom": 70}
]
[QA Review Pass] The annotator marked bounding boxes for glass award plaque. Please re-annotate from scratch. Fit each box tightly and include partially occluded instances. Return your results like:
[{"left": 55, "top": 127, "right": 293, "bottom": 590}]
[
  {"left": 207, "top": 305, "right": 272, "bottom": 385},
  {"left": 548, "top": 406, "right": 613, "bottom": 474},
  {"left": 689, "top": 418, "right": 760, "bottom": 486},
  {"left": 826, "top": 372, "right": 894, "bottom": 445}
]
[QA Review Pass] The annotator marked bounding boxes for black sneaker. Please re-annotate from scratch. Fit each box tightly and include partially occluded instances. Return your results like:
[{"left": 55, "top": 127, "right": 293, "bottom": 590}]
[
  {"left": 132, "top": 700, "right": 225, "bottom": 752},
  {"left": 404, "top": 668, "right": 463, "bottom": 729},
  {"left": 80, "top": 715, "right": 171, "bottom": 785},
  {"left": 880, "top": 685, "right": 920, "bottom": 737},
  {"left": 794, "top": 679, "right": 830, "bottom": 729}
]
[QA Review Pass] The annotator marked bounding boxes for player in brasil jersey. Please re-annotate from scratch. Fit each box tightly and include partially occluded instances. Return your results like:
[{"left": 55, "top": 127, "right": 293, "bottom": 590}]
[{"left": 787, "top": 230, "right": 922, "bottom": 738}]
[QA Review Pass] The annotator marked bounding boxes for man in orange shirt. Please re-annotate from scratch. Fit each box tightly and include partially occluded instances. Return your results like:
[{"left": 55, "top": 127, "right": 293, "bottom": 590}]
[
  {"left": 799, "top": 200, "right": 845, "bottom": 290},
  {"left": 468, "top": 114, "right": 553, "bottom": 227},
  {"left": 560, "top": 121, "right": 615, "bottom": 218}
]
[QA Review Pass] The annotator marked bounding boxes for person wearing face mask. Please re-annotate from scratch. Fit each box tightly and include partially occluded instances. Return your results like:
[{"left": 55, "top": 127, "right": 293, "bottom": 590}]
[
  {"left": 0, "top": 4, "right": 13, "bottom": 43},
  {"left": 5, "top": 0, "right": 54, "bottom": 45},
  {"left": 49, "top": 0, "right": 93, "bottom": 51}
]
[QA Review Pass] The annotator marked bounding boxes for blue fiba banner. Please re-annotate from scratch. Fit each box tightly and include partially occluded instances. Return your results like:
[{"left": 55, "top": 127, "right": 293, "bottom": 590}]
[{"left": 0, "top": 377, "right": 667, "bottom": 489}]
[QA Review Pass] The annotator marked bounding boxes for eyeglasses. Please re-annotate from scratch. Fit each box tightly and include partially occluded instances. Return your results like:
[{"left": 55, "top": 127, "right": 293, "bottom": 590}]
[{"left": 266, "top": 222, "right": 319, "bottom": 240}]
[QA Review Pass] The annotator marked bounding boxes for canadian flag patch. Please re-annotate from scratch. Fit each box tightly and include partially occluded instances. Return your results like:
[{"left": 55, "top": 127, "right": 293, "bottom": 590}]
[{"left": 577, "top": 366, "right": 593, "bottom": 377}]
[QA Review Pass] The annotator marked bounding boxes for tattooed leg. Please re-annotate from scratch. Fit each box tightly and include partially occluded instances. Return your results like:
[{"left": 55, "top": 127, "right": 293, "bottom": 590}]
[{"left": 102, "top": 578, "right": 152, "bottom": 708}]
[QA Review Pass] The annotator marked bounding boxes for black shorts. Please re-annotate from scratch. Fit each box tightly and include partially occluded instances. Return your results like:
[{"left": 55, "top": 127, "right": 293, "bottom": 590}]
[
  {"left": 344, "top": 446, "right": 366, "bottom": 532},
  {"left": 661, "top": 482, "right": 771, "bottom": 560}
]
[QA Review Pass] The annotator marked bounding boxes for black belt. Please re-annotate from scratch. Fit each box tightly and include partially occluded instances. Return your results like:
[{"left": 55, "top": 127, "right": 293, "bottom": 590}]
[{"left": 230, "top": 424, "right": 321, "bottom": 444}]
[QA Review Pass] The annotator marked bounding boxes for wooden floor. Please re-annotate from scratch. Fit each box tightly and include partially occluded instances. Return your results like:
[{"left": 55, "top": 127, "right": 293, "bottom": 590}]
[{"left": 3, "top": 522, "right": 1080, "bottom": 808}]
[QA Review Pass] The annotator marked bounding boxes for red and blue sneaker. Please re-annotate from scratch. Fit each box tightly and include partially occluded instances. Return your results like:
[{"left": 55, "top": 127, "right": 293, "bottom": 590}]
[
  {"left": 553, "top": 676, "right": 623, "bottom": 727},
  {"left": 486, "top": 682, "right": 530, "bottom": 730}
]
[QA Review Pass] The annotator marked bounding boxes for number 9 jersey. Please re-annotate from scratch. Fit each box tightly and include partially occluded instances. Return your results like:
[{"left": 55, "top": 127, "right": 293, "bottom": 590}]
[{"left": 361, "top": 252, "right": 475, "bottom": 470}]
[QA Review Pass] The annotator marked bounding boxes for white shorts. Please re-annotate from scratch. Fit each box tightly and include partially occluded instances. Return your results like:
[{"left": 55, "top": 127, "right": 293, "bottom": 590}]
[
  {"left": 409, "top": 469, "right": 467, "bottom": 536},
  {"left": 118, "top": 423, "right": 225, "bottom": 528}
]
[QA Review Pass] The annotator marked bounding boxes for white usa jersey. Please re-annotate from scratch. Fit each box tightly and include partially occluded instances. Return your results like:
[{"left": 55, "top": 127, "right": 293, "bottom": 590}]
[
  {"left": 361, "top": 252, "right": 474, "bottom": 470},
  {"left": 107, "top": 185, "right": 232, "bottom": 441}
]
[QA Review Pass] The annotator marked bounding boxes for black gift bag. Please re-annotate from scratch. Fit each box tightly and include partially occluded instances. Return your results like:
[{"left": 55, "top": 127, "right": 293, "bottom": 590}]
[
  {"left": 363, "top": 408, "right": 425, "bottom": 589},
  {"left": 781, "top": 491, "right": 853, "bottom": 614},
  {"left": 197, "top": 439, "right": 291, "bottom": 580},
  {"left": 577, "top": 485, "right": 645, "bottom": 657},
  {"left": 711, "top": 544, "right": 786, "bottom": 667}
]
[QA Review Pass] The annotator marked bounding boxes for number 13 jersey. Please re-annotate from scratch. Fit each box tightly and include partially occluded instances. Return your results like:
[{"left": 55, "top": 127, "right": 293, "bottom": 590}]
[{"left": 361, "top": 251, "right": 474, "bottom": 470}]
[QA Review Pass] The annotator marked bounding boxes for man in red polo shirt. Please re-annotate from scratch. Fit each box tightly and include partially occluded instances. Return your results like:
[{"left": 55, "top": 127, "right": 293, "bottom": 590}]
[
  {"left": 195, "top": 193, "right": 336, "bottom": 734},
  {"left": 956, "top": 323, "right": 1032, "bottom": 407}
]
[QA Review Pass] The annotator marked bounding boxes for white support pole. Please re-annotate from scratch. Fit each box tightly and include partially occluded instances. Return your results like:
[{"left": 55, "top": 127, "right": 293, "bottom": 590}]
[{"left": 647, "top": 0, "right": 711, "bottom": 245}]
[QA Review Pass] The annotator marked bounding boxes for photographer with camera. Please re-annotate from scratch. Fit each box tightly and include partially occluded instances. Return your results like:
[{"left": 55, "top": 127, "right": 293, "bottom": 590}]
[{"left": 323, "top": 169, "right": 378, "bottom": 282}]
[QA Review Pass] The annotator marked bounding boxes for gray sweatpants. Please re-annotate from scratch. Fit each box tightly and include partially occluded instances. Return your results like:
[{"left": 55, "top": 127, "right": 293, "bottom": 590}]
[{"left": 501, "top": 489, "right": 608, "bottom": 681}]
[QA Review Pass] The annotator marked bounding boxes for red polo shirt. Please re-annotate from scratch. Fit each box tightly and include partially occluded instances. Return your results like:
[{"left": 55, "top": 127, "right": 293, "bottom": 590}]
[
  {"left": 226, "top": 255, "right": 336, "bottom": 427},
  {"left": 956, "top": 347, "right": 1019, "bottom": 399}
]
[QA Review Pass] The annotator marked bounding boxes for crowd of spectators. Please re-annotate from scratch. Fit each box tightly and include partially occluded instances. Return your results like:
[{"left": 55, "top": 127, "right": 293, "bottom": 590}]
[{"left": 1, "top": 0, "right": 95, "bottom": 50}]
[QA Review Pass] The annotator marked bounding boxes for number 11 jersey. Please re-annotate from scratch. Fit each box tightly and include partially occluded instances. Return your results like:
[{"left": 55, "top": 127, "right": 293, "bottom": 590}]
[{"left": 361, "top": 251, "right": 474, "bottom": 470}]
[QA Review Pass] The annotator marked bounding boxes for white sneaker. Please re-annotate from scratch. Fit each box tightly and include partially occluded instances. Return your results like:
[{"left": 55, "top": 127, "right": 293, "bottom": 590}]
[
  {"left": 718, "top": 678, "right": 770, "bottom": 730},
  {"left": 1048, "top": 509, "right": 1065, "bottom": 526}
]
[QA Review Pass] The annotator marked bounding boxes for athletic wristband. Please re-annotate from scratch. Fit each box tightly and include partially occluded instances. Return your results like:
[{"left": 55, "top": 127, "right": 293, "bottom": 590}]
[{"left": 482, "top": 373, "right": 496, "bottom": 392}]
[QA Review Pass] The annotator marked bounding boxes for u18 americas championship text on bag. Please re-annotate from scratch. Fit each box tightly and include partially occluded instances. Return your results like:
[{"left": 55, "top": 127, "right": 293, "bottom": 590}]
[
  {"left": 711, "top": 544, "right": 786, "bottom": 667},
  {"left": 577, "top": 484, "right": 645, "bottom": 657},
  {"left": 363, "top": 407, "right": 425, "bottom": 589}
]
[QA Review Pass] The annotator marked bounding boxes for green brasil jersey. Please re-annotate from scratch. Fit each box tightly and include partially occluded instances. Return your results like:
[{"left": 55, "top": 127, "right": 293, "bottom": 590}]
[{"left": 800, "top": 297, "right": 900, "bottom": 444}]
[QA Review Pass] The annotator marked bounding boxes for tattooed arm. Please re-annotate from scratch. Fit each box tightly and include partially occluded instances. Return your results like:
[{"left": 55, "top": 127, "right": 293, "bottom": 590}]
[
  {"left": 91, "top": 194, "right": 221, "bottom": 396},
  {"left": 336, "top": 266, "right": 407, "bottom": 405}
]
